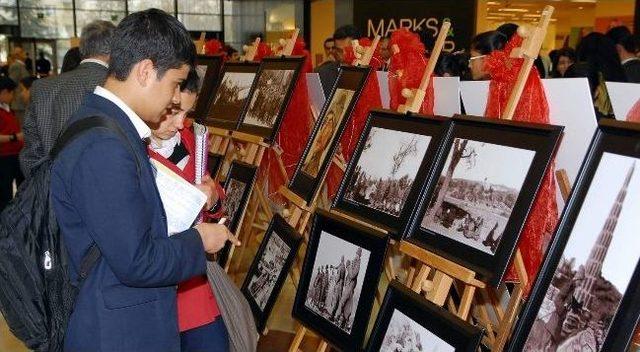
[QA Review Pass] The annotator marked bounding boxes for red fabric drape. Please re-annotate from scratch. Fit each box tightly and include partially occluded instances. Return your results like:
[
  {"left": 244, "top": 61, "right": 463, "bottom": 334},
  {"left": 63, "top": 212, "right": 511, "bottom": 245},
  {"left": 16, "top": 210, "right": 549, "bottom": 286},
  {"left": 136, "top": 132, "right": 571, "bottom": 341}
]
[
  {"left": 484, "top": 35, "right": 559, "bottom": 295},
  {"left": 388, "top": 28, "right": 435, "bottom": 115}
]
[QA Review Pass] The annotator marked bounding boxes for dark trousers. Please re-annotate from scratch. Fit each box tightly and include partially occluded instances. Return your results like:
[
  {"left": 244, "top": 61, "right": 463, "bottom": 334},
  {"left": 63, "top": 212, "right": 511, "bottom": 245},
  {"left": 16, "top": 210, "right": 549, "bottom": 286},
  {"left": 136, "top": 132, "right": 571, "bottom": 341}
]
[
  {"left": 180, "top": 317, "right": 230, "bottom": 352},
  {"left": 0, "top": 155, "right": 23, "bottom": 211}
]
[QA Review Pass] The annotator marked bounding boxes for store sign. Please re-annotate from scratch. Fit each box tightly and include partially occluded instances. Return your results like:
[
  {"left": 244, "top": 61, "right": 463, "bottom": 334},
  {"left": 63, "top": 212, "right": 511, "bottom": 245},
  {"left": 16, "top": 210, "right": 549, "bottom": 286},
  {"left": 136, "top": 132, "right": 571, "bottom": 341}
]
[{"left": 353, "top": 0, "right": 476, "bottom": 52}]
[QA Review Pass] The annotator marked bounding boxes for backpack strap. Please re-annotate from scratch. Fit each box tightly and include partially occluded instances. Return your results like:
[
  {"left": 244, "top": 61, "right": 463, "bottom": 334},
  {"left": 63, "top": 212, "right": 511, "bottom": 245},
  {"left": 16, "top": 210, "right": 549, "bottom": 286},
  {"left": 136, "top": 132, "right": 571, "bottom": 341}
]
[{"left": 50, "top": 116, "right": 144, "bottom": 284}]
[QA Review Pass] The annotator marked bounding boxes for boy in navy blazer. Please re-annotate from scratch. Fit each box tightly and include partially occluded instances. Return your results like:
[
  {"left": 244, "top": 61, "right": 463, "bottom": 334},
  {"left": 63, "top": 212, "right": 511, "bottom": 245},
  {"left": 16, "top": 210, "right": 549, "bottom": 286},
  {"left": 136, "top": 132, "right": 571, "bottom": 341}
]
[{"left": 51, "top": 9, "right": 237, "bottom": 352}]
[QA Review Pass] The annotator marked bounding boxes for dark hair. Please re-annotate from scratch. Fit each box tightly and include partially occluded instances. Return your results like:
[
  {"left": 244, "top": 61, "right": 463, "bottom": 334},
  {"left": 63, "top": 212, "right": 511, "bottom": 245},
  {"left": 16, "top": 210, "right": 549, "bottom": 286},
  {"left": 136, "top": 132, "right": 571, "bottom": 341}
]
[
  {"left": 496, "top": 23, "right": 518, "bottom": 41},
  {"left": 108, "top": 8, "right": 196, "bottom": 81},
  {"left": 20, "top": 76, "right": 37, "bottom": 90},
  {"left": 576, "top": 32, "right": 627, "bottom": 87},
  {"left": 606, "top": 25, "right": 632, "bottom": 45},
  {"left": 0, "top": 76, "right": 17, "bottom": 92},
  {"left": 621, "top": 34, "right": 640, "bottom": 55},
  {"left": 79, "top": 20, "right": 116, "bottom": 59},
  {"left": 435, "top": 51, "right": 470, "bottom": 78},
  {"left": 470, "top": 31, "right": 507, "bottom": 55},
  {"left": 61, "top": 47, "right": 82, "bottom": 73},
  {"left": 180, "top": 68, "right": 200, "bottom": 93},
  {"left": 333, "top": 25, "right": 361, "bottom": 41},
  {"left": 323, "top": 37, "right": 334, "bottom": 46},
  {"left": 557, "top": 47, "right": 577, "bottom": 63},
  {"left": 223, "top": 44, "right": 237, "bottom": 57}
]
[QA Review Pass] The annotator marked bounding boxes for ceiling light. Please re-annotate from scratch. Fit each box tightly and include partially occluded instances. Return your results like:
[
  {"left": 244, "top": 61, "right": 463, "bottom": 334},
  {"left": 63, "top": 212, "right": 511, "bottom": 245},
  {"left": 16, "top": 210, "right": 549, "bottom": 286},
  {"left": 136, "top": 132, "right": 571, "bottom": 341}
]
[{"left": 498, "top": 8, "right": 529, "bottom": 13}]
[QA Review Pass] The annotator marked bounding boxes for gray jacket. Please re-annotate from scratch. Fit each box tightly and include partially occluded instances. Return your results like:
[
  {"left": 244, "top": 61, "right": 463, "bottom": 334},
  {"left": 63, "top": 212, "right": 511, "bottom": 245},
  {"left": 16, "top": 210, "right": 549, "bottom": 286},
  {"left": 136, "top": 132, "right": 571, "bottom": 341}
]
[
  {"left": 19, "top": 61, "right": 108, "bottom": 176},
  {"left": 8, "top": 61, "right": 30, "bottom": 112}
]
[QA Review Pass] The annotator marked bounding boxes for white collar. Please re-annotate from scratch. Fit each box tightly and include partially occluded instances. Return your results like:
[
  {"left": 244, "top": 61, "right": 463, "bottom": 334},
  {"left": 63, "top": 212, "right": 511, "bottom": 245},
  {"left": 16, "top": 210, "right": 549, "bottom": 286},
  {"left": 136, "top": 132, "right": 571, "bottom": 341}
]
[
  {"left": 622, "top": 57, "right": 640, "bottom": 65},
  {"left": 80, "top": 58, "right": 109, "bottom": 68},
  {"left": 150, "top": 132, "right": 181, "bottom": 158},
  {"left": 0, "top": 102, "right": 10, "bottom": 112},
  {"left": 94, "top": 86, "right": 151, "bottom": 139}
]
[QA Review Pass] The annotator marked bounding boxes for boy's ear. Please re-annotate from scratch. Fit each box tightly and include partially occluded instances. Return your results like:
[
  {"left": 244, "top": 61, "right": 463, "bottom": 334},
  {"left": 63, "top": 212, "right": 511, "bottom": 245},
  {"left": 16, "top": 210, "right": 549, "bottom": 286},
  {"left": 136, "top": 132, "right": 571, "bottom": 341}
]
[{"left": 134, "top": 59, "right": 156, "bottom": 87}]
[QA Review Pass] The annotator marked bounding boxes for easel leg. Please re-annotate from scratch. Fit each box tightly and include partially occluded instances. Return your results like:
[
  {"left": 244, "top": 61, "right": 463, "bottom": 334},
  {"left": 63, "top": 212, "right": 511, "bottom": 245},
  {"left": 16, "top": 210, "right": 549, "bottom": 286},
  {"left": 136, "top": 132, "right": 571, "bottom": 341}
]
[
  {"left": 316, "top": 341, "right": 328, "bottom": 352},
  {"left": 288, "top": 326, "right": 307, "bottom": 352}
]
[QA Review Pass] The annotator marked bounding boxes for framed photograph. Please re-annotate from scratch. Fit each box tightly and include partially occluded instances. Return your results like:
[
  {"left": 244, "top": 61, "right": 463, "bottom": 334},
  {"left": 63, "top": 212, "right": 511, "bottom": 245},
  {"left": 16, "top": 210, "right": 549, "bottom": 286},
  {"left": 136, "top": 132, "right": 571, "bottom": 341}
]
[
  {"left": 289, "top": 66, "right": 371, "bottom": 203},
  {"left": 508, "top": 120, "right": 640, "bottom": 352},
  {"left": 407, "top": 115, "right": 563, "bottom": 286},
  {"left": 237, "top": 56, "right": 305, "bottom": 142},
  {"left": 216, "top": 161, "right": 258, "bottom": 268},
  {"left": 241, "top": 214, "right": 303, "bottom": 332},
  {"left": 202, "top": 61, "right": 260, "bottom": 130},
  {"left": 207, "top": 152, "right": 223, "bottom": 180},
  {"left": 192, "top": 55, "right": 223, "bottom": 120},
  {"left": 332, "top": 109, "right": 451, "bottom": 238},
  {"left": 365, "top": 280, "right": 483, "bottom": 352},
  {"left": 292, "top": 209, "right": 389, "bottom": 351}
]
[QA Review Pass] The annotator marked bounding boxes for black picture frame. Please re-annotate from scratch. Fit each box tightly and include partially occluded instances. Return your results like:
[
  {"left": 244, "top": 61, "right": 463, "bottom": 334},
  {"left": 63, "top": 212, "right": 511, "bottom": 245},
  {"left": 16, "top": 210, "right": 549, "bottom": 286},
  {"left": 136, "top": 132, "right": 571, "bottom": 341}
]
[
  {"left": 507, "top": 120, "right": 640, "bottom": 352},
  {"left": 289, "top": 65, "right": 371, "bottom": 203},
  {"left": 332, "top": 109, "right": 451, "bottom": 239},
  {"left": 207, "top": 152, "right": 224, "bottom": 180},
  {"left": 292, "top": 209, "right": 389, "bottom": 351},
  {"left": 236, "top": 56, "right": 305, "bottom": 143},
  {"left": 201, "top": 61, "right": 260, "bottom": 130},
  {"left": 192, "top": 54, "right": 223, "bottom": 120},
  {"left": 241, "top": 214, "right": 303, "bottom": 333},
  {"left": 216, "top": 160, "right": 258, "bottom": 269},
  {"left": 406, "top": 115, "right": 563, "bottom": 286},
  {"left": 365, "top": 280, "right": 483, "bottom": 352}
]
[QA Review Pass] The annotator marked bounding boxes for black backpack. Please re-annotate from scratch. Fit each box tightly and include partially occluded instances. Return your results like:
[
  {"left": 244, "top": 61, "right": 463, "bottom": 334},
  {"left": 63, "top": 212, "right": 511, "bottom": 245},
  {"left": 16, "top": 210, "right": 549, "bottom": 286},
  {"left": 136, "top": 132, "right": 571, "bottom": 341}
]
[{"left": 0, "top": 116, "right": 139, "bottom": 352}]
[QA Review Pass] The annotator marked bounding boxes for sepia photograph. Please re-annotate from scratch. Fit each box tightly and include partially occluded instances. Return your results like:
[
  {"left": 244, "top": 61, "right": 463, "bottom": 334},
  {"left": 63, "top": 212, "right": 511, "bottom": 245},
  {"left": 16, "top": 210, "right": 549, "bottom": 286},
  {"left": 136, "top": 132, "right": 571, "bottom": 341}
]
[
  {"left": 209, "top": 71, "right": 256, "bottom": 121},
  {"left": 243, "top": 69, "right": 295, "bottom": 128},
  {"left": 523, "top": 153, "right": 640, "bottom": 351},
  {"left": 301, "top": 88, "right": 355, "bottom": 178},
  {"left": 381, "top": 309, "right": 454, "bottom": 352},
  {"left": 195, "top": 64, "right": 208, "bottom": 94},
  {"left": 344, "top": 127, "right": 431, "bottom": 217},
  {"left": 224, "top": 178, "right": 246, "bottom": 227},
  {"left": 247, "top": 231, "right": 291, "bottom": 310},
  {"left": 304, "top": 230, "right": 371, "bottom": 334},
  {"left": 421, "top": 138, "right": 535, "bottom": 255}
]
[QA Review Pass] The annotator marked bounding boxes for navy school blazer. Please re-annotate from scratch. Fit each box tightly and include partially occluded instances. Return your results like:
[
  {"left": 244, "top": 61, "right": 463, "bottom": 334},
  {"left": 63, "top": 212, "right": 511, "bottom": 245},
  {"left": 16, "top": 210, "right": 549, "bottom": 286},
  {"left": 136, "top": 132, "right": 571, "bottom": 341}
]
[{"left": 51, "top": 93, "right": 206, "bottom": 352}]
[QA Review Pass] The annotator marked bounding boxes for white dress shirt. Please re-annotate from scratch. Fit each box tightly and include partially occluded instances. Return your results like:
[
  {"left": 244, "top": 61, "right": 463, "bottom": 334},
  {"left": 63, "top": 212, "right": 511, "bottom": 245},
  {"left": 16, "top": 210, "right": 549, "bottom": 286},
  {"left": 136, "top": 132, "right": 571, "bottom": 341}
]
[
  {"left": 80, "top": 58, "right": 109, "bottom": 68},
  {"left": 94, "top": 86, "right": 151, "bottom": 139}
]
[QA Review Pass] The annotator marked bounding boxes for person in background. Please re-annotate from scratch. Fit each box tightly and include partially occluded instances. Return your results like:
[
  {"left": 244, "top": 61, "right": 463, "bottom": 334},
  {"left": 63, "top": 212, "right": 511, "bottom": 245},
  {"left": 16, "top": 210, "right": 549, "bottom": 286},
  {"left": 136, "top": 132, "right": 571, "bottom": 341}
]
[
  {"left": 551, "top": 47, "right": 576, "bottom": 78},
  {"left": 8, "top": 46, "right": 30, "bottom": 123},
  {"left": 323, "top": 37, "right": 335, "bottom": 62},
  {"left": 379, "top": 36, "right": 392, "bottom": 71},
  {"left": 0, "top": 77, "right": 24, "bottom": 211},
  {"left": 468, "top": 31, "right": 508, "bottom": 81},
  {"left": 436, "top": 51, "right": 471, "bottom": 79},
  {"left": 497, "top": 22, "right": 548, "bottom": 78},
  {"left": 35, "top": 51, "right": 52, "bottom": 77},
  {"left": 224, "top": 45, "right": 239, "bottom": 61},
  {"left": 148, "top": 69, "right": 228, "bottom": 352},
  {"left": 567, "top": 32, "right": 627, "bottom": 119},
  {"left": 61, "top": 47, "right": 82, "bottom": 73},
  {"left": 20, "top": 20, "right": 114, "bottom": 177},
  {"left": 607, "top": 26, "right": 640, "bottom": 83},
  {"left": 315, "top": 25, "right": 361, "bottom": 97},
  {"left": 24, "top": 52, "right": 33, "bottom": 75},
  {"left": 19, "top": 76, "right": 37, "bottom": 104}
]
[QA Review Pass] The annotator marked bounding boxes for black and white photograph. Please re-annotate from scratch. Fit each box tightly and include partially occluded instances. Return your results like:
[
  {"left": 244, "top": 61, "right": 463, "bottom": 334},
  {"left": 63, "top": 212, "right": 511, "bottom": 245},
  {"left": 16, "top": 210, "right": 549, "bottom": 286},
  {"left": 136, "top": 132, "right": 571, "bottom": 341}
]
[
  {"left": 344, "top": 127, "right": 431, "bottom": 217},
  {"left": 192, "top": 55, "right": 222, "bottom": 119},
  {"left": 381, "top": 309, "right": 454, "bottom": 352},
  {"left": 301, "top": 88, "right": 355, "bottom": 178},
  {"left": 217, "top": 161, "right": 257, "bottom": 269},
  {"left": 241, "top": 215, "right": 303, "bottom": 332},
  {"left": 247, "top": 232, "right": 290, "bottom": 310},
  {"left": 243, "top": 69, "right": 295, "bottom": 128},
  {"left": 421, "top": 138, "right": 535, "bottom": 255},
  {"left": 289, "top": 66, "right": 370, "bottom": 204},
  {"left": 209, "top": 71, "right": 256, "bottom": 121},
  {"left": 365, "top": 280, "right": 483, "bottom": 352},
  {"left": 304, "top": 230, "right": 371, "bottom": 334},
  {"left": 293, "top": 209, "right": 389, "bottom": 351},
  {"left": 224, "top": 179, "right": 246, "bottom": 226},
  {"left": 523, "top": 154, "right": 639, "bottom": 351}
]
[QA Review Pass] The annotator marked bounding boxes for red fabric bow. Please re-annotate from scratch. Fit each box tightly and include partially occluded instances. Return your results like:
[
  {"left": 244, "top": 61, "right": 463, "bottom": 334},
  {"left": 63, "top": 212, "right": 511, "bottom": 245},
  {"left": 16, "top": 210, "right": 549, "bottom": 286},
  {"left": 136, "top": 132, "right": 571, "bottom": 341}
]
[
  {"left": 626, "top": 98, "right": 640, "bottom": 122},
  {"left": 204, "top": 39, "right": 224, "bottom": 57},
  {"left": 253, "top": 42, "right": 273, "bottom": 62}
]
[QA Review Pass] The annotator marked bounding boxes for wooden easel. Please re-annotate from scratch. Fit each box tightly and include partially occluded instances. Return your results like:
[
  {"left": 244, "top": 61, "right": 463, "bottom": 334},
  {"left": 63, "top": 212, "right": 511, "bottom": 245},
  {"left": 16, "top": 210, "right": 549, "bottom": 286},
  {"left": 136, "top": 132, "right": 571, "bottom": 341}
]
[{"left": 397, "top": 20, "right": 451, "bottom": 114}]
